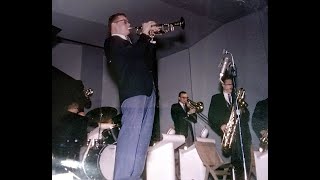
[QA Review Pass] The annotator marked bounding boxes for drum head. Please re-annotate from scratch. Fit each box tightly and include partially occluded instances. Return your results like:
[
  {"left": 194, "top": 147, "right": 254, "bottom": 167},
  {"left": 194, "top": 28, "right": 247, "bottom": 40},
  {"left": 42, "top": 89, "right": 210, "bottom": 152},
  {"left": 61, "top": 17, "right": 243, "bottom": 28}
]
[
  {"left": 83, "top": 144, "right": 116, "bottom": 180},
  {"left": 83, "top": 147, "right": 104, "bottom": 180},
  {"left": 99, "top": 144, "right": 116, "bottom": 180}
]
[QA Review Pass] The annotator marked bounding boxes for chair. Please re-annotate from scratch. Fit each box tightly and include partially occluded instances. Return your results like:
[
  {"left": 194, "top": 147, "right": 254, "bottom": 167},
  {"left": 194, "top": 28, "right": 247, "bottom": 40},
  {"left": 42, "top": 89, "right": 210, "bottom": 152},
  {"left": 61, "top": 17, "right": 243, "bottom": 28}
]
[
  {"left": 251, "top": 147, "right": 268, "bottom": 180},
  {"left": 146, "top": 134, "right": 185, "bottom": 180},
  {"left": 195, "top": 140, "right": 232, "bottom": 180}
]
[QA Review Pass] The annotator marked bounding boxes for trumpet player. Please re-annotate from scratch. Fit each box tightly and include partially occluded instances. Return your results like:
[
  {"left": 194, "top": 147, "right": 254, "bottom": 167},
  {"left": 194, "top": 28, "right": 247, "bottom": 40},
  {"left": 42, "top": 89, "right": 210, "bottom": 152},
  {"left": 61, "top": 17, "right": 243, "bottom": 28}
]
[
  {"left": 104, "top": 13, "right": 160, "bottom": 180},
  {"left": 208, "top": 75, "right": 252, "bottom": 180}
]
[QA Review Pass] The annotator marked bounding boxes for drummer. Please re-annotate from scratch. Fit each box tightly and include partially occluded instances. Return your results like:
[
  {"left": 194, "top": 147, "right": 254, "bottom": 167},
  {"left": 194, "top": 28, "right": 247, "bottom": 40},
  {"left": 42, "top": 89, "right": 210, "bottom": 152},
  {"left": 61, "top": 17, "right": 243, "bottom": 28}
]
[
  {"left": 87, "top": 116, "right": 117, "bottom": 142},
  {"left": 79, "top": 116, "right": 116, "bottom": 161}
]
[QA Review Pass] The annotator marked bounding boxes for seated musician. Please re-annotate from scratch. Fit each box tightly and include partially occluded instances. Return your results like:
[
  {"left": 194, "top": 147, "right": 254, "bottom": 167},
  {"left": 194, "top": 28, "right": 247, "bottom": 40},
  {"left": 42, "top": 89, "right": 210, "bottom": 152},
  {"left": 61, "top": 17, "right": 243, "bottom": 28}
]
[
  {"left": 52, "top": 102, "right": 89, "bottom": 161},
  {"left": 87, "top": 117, "right": 117, "bottom": 143}
]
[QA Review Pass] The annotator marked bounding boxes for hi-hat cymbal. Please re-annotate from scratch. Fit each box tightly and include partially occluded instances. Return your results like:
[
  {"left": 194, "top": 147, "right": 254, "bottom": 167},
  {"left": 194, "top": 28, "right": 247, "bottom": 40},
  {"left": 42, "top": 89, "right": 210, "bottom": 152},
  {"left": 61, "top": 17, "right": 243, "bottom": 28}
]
[
  {"left": 112, "top": 113, "right": 122, "bottom": 125},
  {"left": 86, "top": 106, "right": 117, "bottom": 122}
]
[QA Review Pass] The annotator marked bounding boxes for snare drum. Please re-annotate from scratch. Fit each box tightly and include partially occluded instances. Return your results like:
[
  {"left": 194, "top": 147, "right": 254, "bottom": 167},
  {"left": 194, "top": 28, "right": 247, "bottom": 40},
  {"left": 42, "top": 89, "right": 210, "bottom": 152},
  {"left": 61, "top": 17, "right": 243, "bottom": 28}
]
[
  {"left": 102, "top": 125, "right": 120, "bottom": 145},
  {"left": 87, "top": 123, "right": 119, "bottom": 146}
]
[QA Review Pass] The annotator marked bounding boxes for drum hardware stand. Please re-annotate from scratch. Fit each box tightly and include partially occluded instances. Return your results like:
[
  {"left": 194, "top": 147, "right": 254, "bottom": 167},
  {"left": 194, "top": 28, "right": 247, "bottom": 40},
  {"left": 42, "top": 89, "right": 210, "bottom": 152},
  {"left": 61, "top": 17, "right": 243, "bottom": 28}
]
[
  {"left": 67, "top": 170, "right": 81, "bottom": 180},
  {"left": 80, "top": 139, "right": 94, "bottom": 171},
  {"left": 97, "top": 112, "right": 103, "bottom": 141},
  {"left": 232, "top": 166, "right": 236, "bottom": 180}
]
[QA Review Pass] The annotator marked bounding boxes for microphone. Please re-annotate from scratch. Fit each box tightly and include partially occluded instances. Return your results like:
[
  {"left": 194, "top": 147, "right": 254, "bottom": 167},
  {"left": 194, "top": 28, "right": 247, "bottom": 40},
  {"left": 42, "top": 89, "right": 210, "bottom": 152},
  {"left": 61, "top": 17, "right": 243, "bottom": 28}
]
[
  {"left": 219, "top": 56, "right": 229, "bottom": 78},
  {"left": 223, "top": 49, "right": 229, "bottom": 54}
]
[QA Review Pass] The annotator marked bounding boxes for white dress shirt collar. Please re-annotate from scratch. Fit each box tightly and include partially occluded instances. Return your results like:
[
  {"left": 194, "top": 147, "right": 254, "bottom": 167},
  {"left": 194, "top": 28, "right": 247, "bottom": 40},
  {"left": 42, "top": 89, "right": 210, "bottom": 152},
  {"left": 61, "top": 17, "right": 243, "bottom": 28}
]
[
  {"left": 111, "top": 34, "right": 127, "bottom": 40},
  {"left": 223, "top": 92, "right": 231, "bottom": 104},
  {"left": 179, "top": 101, "right": 184, "bottom": 108}
]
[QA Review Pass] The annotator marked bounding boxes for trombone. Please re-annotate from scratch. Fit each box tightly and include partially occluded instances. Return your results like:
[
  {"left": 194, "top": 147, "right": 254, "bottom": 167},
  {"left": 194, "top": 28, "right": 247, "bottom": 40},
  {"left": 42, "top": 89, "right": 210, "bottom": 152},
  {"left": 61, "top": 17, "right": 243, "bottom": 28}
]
[
  {"left": 187, "top": 99, "right": 209, "bottom": 124},
  {"left": 129, "top": 17, "right": 185, "bottom": 37}
]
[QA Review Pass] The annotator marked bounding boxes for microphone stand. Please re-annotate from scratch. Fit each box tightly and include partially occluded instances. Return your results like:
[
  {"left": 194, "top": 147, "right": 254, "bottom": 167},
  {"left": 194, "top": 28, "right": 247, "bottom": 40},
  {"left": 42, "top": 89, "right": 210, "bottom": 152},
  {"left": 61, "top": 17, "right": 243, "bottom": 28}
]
[{"left": 229, "top": 52, "right": 248, "bottom": 180}]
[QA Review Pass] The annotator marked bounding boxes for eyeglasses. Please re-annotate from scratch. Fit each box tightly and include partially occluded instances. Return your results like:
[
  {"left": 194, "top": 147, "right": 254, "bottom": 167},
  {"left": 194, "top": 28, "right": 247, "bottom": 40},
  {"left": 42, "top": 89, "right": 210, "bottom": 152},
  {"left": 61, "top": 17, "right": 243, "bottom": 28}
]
[
  {"left": 180, "top": 96, "right": 188, "bottom": 99},
  {"left": 114, "top": 19, "right": 129, "bottom": 24}
]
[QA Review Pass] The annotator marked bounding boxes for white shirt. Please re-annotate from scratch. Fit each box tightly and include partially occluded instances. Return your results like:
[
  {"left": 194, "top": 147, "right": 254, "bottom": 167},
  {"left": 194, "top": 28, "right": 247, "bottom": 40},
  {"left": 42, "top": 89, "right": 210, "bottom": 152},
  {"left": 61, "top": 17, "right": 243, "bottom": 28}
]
[
  {"left": 223, "top": 92, "right": 232, "bottom": 104},
  {"left": 111, "top": 34, "right": 127, "bottom": 40},
  {"left": 112, "top": 34, "right": 132, "bottom": 43},
  {"left": 179, "top": 101, "right": 186, "bottom": 112},
  {"left": 112, "top": 33, "right": 155, "bottom": 44}
]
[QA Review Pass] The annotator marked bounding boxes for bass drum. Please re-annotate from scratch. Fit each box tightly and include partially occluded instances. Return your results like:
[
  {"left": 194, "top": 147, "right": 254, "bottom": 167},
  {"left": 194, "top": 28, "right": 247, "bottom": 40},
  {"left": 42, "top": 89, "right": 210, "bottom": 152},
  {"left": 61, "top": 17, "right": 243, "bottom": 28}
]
[{"left": 83, "top": 144, "right": 116, "bottom": 180}]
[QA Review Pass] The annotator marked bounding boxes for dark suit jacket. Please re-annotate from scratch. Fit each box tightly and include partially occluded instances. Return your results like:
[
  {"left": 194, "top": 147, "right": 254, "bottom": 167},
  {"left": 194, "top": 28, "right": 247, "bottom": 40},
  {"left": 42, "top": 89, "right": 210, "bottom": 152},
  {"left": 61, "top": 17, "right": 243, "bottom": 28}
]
[
  {"left": 52, "top": 111, "right": 88, "bottom": 143},
  {"left": 252, "top": 98, "right": 268, "bottom": 138},
  {"left": 104, "top": 34, "right": 156, "bottom": 104},
  {"left": 208, "top": 93, "right": 251, "bottom": 141},
  {"left": 171, "top": 103, "right": 197, "bottom": 138},
  {"left": 208, "top": 92, "right": 252, "bottom": 172},
  {"left": 52, "top": 111, "right": 89, "bottom": 159}
]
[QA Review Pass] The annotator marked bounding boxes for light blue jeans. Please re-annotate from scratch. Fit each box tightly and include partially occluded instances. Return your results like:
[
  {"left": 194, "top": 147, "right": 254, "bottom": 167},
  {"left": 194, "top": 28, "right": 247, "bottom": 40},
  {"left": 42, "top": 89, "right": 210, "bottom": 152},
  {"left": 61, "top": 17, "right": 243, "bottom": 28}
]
[{"left": 113, "top": 90, "right": 156, "bottom": 180}]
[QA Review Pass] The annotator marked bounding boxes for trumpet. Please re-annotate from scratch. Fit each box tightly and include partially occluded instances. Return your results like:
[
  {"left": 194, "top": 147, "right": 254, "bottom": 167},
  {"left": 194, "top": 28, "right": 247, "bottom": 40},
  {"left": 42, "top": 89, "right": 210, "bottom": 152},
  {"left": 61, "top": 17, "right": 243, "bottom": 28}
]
[{"left": 129, "top": 17, "right": 185, "bottom": 37}]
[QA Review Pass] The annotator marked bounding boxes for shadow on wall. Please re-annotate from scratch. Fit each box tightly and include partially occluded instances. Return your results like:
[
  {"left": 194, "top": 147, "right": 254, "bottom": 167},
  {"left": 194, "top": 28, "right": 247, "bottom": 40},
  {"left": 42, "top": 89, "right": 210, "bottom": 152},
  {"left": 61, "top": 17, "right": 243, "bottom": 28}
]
[{"left": 52, "top": 66, "right": 92, "bottom": 129}]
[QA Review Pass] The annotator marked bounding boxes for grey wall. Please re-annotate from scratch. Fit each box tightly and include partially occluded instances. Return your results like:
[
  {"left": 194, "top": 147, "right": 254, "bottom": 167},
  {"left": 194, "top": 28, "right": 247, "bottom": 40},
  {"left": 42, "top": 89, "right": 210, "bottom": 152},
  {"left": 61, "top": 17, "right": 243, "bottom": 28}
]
[
  {"left": 52, "top": 8, "right": 267, "bottom": 161},
  {"left": 158, "top": 9, "right": 267, "bottom": 161},
  {"left": 101, "top": 55, "right": 120, "bottom": 111},
  {"left": 81, "top": 46, "right": 105, "bottom": 112},
  {"left": 158, "top": 49, "right": 193, "bottom": 133},
  {"left": 52, "top": 43, "right": 105, "bottom": 113},
  {"left": 52, "top": 43, "right": 82, "bottom": 80}
]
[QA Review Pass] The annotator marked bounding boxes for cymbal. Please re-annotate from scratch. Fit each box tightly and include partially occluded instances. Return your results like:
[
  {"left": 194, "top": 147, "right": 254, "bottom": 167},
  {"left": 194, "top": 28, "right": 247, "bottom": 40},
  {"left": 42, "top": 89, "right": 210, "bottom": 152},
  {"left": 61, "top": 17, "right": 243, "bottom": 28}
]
[{"left": 86, "top": 106, "right": 117, "bottom": 123}]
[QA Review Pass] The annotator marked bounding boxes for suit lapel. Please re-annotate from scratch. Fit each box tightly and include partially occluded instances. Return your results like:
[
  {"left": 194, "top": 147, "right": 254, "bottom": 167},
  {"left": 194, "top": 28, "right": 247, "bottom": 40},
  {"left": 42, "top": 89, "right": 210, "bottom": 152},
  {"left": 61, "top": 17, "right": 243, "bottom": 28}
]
[{"left": 220, "top": 93, "right": 232, "bottom": 110}]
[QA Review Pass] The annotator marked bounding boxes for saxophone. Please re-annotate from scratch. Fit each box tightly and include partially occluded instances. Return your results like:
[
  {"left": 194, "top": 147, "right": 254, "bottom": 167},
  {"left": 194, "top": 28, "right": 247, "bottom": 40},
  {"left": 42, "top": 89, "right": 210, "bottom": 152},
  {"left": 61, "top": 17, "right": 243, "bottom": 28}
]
[{"left": 221, "top": 88, "right": 248, "bottom": 152}]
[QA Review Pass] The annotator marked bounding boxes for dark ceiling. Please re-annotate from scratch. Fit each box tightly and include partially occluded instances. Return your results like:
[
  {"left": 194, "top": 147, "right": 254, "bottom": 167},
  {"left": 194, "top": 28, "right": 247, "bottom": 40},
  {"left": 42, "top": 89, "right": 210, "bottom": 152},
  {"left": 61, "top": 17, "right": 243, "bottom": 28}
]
[{"left": 52, "top": 0, "right": 267, "bottom": 58}]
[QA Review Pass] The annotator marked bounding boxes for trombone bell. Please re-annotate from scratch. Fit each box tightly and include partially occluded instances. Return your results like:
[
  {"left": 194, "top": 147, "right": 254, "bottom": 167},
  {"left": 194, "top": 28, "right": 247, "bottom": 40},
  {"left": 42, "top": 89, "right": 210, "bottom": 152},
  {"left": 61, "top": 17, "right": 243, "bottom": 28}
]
[{"left": 187, "top": 99, "right": 204, "bottom": 113}]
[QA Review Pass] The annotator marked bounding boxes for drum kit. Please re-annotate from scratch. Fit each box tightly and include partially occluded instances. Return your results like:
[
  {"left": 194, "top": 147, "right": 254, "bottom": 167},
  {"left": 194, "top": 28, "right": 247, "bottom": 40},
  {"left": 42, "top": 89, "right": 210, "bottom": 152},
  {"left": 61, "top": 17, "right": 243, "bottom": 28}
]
[
  {"left": 82, "top": 106, "right": 122, "bottom": 180},
  {"left": 52, "top": 106, "right": 122, "bottom": 180}
]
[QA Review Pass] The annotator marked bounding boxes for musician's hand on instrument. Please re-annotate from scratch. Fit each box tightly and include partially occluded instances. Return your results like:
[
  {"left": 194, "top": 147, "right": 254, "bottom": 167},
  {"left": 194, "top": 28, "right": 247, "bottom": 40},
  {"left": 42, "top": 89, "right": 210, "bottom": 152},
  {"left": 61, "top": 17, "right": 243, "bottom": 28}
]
[
  {"left": 221, "top": 124, "right": 227, "bottom": 133},
  {"left": 185, "top": 102, "right": 191, "bottom": 108},
  {"left": 141, "top": 21, "right": 157, "bottom": 35},
  {"left": 260, "top": 129, "right": 267, "bottom": 137},
  {"left": 150, "top": 23, "right": 160, "bottom": 33},
  {"left": 99, "top": 122, "right": 115, "bottom": 130},
  {"left": 188, "top": 108, "right": 196, "bottom": 114}
]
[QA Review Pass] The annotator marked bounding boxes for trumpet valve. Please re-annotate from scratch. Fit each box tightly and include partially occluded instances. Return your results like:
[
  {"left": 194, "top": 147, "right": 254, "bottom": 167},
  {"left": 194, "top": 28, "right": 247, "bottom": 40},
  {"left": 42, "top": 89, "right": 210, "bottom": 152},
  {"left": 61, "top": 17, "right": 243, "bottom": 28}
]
[{"left": 159, "top": 24, "right": 174, "bottom": 34}]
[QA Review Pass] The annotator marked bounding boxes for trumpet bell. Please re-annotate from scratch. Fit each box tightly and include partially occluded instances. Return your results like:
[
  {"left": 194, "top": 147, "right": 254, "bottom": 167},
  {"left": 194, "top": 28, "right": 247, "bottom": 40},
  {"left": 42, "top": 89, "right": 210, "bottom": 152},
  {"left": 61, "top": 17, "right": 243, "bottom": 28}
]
[{"left": 174, "top": 17, "right": 185, "bottom": 30}]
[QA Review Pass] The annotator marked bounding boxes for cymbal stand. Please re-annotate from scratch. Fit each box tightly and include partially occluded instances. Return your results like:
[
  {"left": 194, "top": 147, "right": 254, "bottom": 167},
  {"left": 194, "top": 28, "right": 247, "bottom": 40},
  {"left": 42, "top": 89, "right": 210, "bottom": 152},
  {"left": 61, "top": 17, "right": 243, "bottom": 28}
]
[{"left": 96, "top": 112, "right": 103, "bottom": 147}]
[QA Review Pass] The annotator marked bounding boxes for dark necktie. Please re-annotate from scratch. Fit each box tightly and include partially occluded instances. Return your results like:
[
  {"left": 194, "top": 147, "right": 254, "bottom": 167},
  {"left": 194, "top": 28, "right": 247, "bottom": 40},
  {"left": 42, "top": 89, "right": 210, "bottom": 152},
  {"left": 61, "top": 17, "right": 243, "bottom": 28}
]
[{"left": 228, "top": 94, "right": 232, "bottom": 105}]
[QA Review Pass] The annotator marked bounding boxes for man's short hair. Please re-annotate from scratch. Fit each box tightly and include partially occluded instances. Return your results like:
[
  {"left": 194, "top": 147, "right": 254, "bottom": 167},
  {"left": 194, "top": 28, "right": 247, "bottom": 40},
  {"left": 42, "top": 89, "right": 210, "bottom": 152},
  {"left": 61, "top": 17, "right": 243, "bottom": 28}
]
[{"left": 107, "top": 12, "right": 127, "bottom": 37}]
